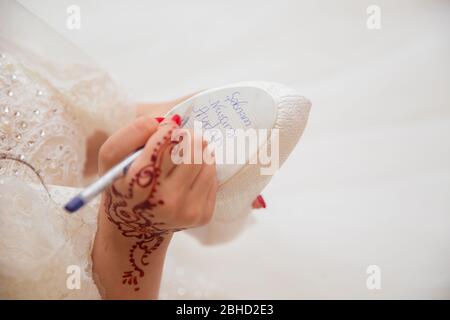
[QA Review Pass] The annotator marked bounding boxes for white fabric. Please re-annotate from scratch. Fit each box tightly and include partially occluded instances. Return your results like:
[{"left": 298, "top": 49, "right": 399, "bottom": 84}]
[
  {"left": 0, "top": 177, "right": 100, "bottom": 299},
  {"left": 0, "top": 0, "right": 132, "bottom": 298},
  {"left": 0, "top": 0, "right": 134, "bottom": 187}
]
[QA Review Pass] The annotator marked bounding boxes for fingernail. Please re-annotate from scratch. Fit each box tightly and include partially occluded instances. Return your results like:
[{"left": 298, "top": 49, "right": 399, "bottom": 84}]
[
  {"left": 257, "top": 195, "right": 266, "bottom": 208},
  {"left": 251, "top": 195, "right": 266, "bottom": 209},
  {"left": 171, "top": 114, "right": 181, "bottom": 126},
  {"left": 155, "top": 117, "right": 164, "bottom": 123}
]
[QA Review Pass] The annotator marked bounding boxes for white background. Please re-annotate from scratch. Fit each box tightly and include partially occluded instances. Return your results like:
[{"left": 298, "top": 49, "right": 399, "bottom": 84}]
[{"left": 18, "top": 0, "right": 450, "bottom": 298}]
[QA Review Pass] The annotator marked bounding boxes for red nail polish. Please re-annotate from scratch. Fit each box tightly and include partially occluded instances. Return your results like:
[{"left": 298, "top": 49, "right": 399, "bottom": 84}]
[
  {"left": 171, "top": 114, "right": 181, "bottom": 126},
  {"left": 257, "top": 195, "right": 266, "bottom": 208},
  {"left": 155, "top": 117, "right": 164, "bottom": 123}
]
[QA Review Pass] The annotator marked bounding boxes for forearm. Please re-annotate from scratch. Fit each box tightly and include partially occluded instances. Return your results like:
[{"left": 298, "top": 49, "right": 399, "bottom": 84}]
[{"left": 92, "top": 207, "right": 173, "bottom": 300}]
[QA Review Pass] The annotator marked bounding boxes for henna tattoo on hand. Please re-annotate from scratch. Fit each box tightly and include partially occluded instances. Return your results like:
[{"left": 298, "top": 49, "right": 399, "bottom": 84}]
[{"left": 103, "top": 129, "right": 181, "bottom": 292}]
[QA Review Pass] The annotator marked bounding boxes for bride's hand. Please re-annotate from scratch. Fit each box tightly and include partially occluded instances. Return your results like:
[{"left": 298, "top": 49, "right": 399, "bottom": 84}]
[
  {"left": 98, "top": 114, "right": 218, "bottom": 235},
  {"left": 93, "top": 114, "right": 218, "bottom": 299}
]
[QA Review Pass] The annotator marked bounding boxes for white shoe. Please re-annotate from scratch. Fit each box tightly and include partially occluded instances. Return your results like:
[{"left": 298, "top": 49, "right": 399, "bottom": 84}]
[{"left": 166, "top": 82, "right": 311, "bottom": 243}]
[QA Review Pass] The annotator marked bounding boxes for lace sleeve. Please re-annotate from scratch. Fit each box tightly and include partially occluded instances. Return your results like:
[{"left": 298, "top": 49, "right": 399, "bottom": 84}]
[{"left": 62, "top": 66, "right": 137, "bottom": 135}]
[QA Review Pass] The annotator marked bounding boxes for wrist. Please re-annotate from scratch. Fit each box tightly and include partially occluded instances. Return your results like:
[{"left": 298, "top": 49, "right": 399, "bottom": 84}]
[
  {"left": 97, "top": 204, "right": 174, "bottom": 247},
  {"left": 93, "top": 206, "right": 174, "bottom": 299}
]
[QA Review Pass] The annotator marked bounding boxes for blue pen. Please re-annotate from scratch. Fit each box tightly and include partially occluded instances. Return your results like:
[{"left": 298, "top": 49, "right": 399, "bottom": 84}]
[
  {"left": 64, "top": 105, "right": 192, "bottom": 213},
  {"left": 64, "top": 148, "right": 143, "bottom": 212}
]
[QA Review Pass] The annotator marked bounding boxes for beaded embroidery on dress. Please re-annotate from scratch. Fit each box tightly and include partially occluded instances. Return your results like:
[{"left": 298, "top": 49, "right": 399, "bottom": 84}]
[
  {"left": 0, "top": 1, "right": 135, "bottom": 299},
  {"left": 0, "top": 52, "right": 85, "bottom": 186}
]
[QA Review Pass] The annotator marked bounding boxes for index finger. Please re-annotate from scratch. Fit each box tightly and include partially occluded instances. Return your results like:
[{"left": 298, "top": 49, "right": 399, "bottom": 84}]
[{"left": 98, "top": 115, "right": 159, "bottom": 174}]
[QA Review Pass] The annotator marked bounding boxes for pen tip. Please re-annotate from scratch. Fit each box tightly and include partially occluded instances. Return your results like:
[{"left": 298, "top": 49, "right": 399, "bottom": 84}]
[{"left": 64, "top": 197, "right": 85, "bottom": 213}]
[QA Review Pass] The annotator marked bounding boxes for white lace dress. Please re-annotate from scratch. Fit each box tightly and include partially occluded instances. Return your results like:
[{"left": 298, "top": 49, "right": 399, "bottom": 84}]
[{"left": 0, "top": 39, "right": 132, "bottom": 298}]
